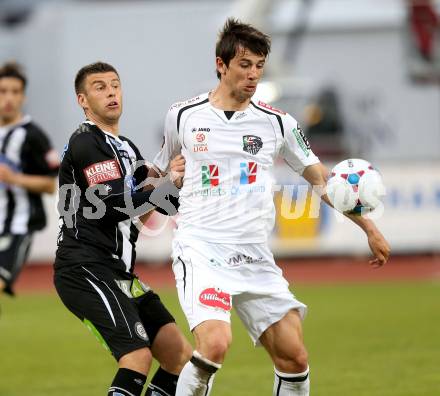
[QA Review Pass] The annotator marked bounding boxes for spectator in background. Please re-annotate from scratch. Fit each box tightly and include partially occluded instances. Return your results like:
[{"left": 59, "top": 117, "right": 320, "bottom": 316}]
[
  {"left": 0, "top": 61, "right": 59, "bottom": 299},
  {"left": 409, "top": 0, "right": 439, "bottom": 62}
]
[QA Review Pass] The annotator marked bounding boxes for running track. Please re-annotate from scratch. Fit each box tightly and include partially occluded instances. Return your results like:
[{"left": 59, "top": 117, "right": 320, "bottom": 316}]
[{"left": 15, "top": 255, "right": 440, "bottom": 293}]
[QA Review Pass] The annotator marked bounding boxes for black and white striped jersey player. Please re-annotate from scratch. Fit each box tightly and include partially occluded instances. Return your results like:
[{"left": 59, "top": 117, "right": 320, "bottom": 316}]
[
  {"left": 0, "top": 62, "right": 59, "bottom": 297},
  {"left": 53, "top": 61, "right": 193, "bottom": 396}
]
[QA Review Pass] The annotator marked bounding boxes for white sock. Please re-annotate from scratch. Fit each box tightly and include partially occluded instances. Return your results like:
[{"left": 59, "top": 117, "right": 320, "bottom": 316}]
[
  {"left": 273, "top": 366, "right": 310, "bottom": 396},
  {"left": 175, "top": 351, "right": 221, "bottom": 396}
]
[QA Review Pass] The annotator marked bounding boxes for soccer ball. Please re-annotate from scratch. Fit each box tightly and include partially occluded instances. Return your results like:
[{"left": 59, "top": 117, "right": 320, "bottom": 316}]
[{"left": 326, "top": 158, "right": 385, "bottom": 214}]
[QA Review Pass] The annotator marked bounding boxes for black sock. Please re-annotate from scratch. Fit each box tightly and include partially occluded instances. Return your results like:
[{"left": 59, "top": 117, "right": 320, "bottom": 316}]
[
  {"left": 144, "top": 367, "right": 179, "bottom": 396},
  {"left": 108, "top": 368, "right": 146, "bottom": 396}
]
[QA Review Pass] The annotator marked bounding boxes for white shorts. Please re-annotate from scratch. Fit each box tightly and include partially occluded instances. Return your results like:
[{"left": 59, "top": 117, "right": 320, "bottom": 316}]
[{"left": 172, "top": 239, "right": 307, "bottom": 346}]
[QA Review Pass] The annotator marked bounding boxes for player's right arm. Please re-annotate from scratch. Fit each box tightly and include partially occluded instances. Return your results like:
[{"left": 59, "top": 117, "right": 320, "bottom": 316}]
[
  {"left": 301, "top": 159, "right": 390, "bottom": 267},
  {"left": 151, "top": 105, "right": 183, "bottom": 178},
  {"left": 146, "top": 105, "right": 184, "bottom": 188},
  {"left": 279, "top": 114, "right": 390, "bottom": 267},
  {"left": 139, "top": 107, "right": 183, "bottom": 224}
]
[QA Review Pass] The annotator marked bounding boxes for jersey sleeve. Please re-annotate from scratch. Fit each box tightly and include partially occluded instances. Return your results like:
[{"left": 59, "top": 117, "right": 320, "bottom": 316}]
[
  {"left": 153, "top": 107, "right": 182, "bottom": 173},
  {"left": 279, "top": 115, "right": 320, "bottom": 174},
  {"left": 24, "top": 125, "right": 60, "bottom": 176}
]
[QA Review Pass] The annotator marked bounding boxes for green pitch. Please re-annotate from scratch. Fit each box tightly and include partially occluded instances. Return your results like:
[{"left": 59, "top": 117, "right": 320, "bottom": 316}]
[{"left": 0, "top": 281, "right": 439, "bottom": 395}]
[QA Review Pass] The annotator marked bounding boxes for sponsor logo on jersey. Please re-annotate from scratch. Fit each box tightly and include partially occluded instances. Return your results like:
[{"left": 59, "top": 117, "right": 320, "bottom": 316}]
[
  {"left": 196, "top": 133, "right": 206, "bottom": 142},
  {"left": 240, "top": 161, "right": 257, "bottom": 184},
  {"left": 134, "top": 322, "right": 148, "bottom": 341},
  {"left": 83, "top": 159, "right": 121, "bottom": 186},
  {"left": 257, "top": 100, "right": 286, "bottom": 115},
  {"left": 292, "top": 124, "right": 311, "bottom": 156},
  {"left": 194, "top": 144, "right": 208, "bottom": 152},
  {"left": 199, "top": 287, "right": 231, "bottom": 311},
  {"left": 201, "top": 164, "right": 219, "bottom": 187},
  {"left": 242, "top": 135, "right": 263, "bottom": 155},
  {"left": 193, "top": 130, "right": 209, "bottom": 152},
  {"left": 230, "top": 184, "right": 266, "bottom": 196},
  {"left": 191, "top": 187, "right": 226, "bottom": 197}
]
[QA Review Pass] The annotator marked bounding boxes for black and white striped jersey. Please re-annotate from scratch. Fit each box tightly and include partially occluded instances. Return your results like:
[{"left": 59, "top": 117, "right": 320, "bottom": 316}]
[
  {"left": 0, "top": 115, "right": 59, "bottom": 235},
  {"left": 55, "top": 121, "right": 175, "bottom": 274}
]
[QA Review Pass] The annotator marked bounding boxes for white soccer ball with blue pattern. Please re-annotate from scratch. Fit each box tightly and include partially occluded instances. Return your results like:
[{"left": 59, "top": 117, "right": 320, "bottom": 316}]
[{"left": 326, "top": 158, "right": 385, "bottom": 214}]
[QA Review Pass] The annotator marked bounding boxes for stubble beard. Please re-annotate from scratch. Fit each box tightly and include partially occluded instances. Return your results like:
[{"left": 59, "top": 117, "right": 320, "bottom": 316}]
[{"left": 231, "top": 88, "right": 252, "bottom": 104}]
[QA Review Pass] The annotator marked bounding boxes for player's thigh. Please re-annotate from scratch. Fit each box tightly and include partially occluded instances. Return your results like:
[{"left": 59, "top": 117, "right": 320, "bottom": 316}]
[
  {"left": 259, "top": 309, "right": 308, "bottom": 369},
  {"left": 172, "top": 244, "right": 233, "bottom": 331},
  {"left": 0, "top": 233, "right": 32, "bottom": 293},
  {"left": 54, "top": 265, "right": 150, "bottom": 361}
]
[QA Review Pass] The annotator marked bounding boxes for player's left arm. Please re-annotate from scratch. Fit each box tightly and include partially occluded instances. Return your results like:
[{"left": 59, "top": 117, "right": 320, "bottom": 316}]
[
  {"left": 302, "top": 163, "right": 391, "bottom": 267},
  {"left": 0, "top": 127, "right": 59, "bottom": 194}
]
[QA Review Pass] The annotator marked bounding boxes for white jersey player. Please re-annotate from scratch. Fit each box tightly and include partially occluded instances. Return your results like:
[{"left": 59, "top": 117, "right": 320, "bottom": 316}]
[{"left": 152, "top": 18, "right": 390, "bottom": 396}]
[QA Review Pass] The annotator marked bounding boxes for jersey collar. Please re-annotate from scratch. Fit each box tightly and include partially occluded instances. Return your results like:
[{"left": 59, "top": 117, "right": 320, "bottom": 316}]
[{"left": 83, "top": 120, "right": 123, "bottom": 143}]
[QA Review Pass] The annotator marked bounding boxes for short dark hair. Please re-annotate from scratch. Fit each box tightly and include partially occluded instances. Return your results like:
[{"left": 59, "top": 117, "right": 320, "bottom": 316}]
[
  {"left": 74, "top": 62, "right": 119, "bottom": 94},
  {"left": 215, "top": 18, "right": 271, "bottom": 79},
  {"left": 0, "top": 61, "right": 27, "bottom": 90}
]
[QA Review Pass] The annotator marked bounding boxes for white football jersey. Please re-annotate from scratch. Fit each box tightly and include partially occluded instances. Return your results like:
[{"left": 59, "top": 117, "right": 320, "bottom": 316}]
[{"left": 153, "top": 92, "right": 320, "bottom": 244}]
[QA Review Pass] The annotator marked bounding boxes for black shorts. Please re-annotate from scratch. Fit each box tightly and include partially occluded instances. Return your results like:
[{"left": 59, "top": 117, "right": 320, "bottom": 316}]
[
  {"left": 0, "top": 233, "right": 33, "bottom": 295},
  {"left": 54, "top": 264, "right": 175, "bottom": 361}
]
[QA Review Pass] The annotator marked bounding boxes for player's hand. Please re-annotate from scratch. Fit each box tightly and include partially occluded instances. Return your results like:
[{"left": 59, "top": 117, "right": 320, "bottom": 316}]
[
  {"left": 169, "top": 154, "right": 185, "bottom": 188},
  {"left": 0, "top": 164, "right": 15, "bottom": 185},
  {"left": 367, "top": 229, "right": 390, "bottom": 268}
]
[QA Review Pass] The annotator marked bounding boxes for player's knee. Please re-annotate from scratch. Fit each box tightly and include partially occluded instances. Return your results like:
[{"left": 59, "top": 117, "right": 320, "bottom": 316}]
[
  {"left": 273, "top": 347, "right": 308, "bottom": 373},
  {"left": 201, "top": 335, "right": 231, "bottom": 362},
  {"left": 118, "top": 347, "right": 152, "bottom": 375}
]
